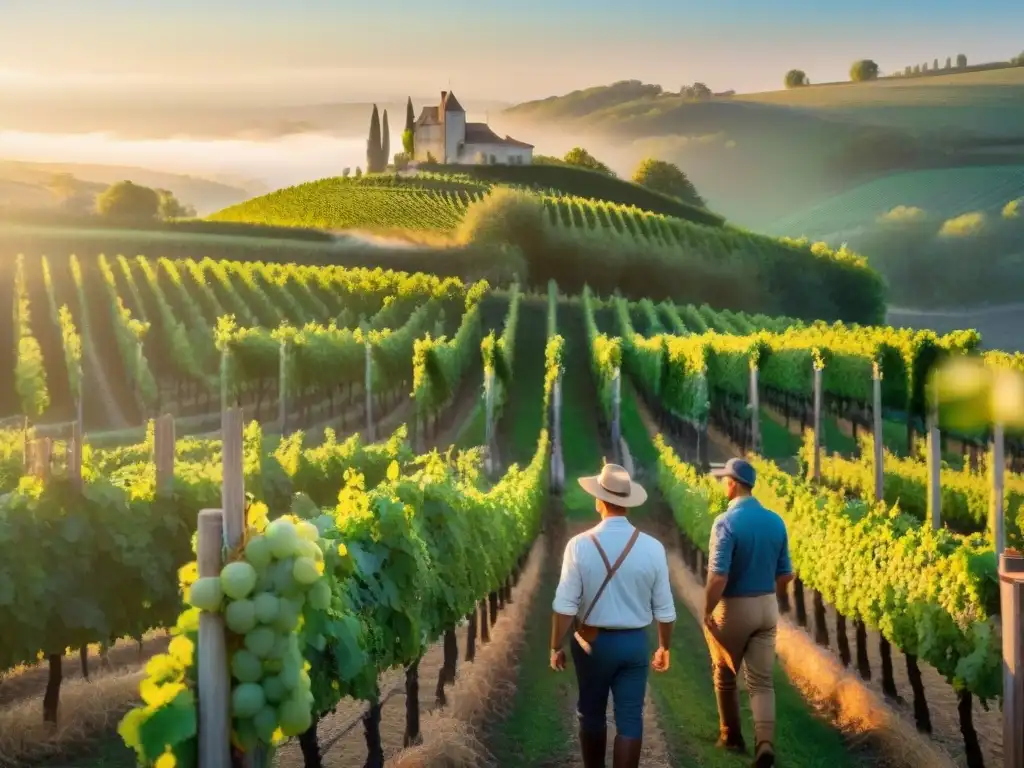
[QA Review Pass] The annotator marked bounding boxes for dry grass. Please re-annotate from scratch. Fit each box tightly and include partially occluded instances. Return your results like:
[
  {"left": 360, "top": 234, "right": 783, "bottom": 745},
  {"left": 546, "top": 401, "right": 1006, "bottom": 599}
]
[
  {"left": 0, "top": 668, "right": 142, "bottom": 767},
  {"left": 387, "top": 534, "right": 547, "bottom": 768},
  {"left": 772, "top": 620, "right": 957, "bottom": 768},
  {"left": 0, "top": 631, "right": 168, "bottom": 708}
]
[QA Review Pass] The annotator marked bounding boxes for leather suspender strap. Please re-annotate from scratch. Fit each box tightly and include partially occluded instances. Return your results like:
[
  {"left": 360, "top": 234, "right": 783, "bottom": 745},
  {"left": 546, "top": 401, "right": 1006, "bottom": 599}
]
[{"left": 580, "top": 527, "right": 641, "bottom": 626}]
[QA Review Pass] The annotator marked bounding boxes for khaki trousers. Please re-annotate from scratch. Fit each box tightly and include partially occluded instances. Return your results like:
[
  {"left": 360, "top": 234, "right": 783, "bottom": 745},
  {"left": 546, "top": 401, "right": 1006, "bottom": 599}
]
[{"left": 704, "top": 594, "right": 778, "bottom": 745}]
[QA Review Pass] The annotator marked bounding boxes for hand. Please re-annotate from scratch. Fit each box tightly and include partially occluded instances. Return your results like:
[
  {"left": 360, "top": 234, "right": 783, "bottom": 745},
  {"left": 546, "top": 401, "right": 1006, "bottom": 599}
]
[
  {"left": 651, "top": 646, "right": 670, "bottom": 672},
  {"left": 550, "top": 649, "right": 566, "bottom": 671}
]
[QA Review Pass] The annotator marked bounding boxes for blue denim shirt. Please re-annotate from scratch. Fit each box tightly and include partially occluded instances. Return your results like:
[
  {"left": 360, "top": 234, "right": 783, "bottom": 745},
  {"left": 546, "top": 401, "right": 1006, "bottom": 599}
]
[{"left": 708, "top": 495, "right": 793, "bottom": 598}]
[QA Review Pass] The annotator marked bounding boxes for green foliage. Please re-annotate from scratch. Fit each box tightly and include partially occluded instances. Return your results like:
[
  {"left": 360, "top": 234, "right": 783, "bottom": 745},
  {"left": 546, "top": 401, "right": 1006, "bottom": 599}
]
[
  {"left": 630, "top": 158, "right": 705, "bottom": 208},
  {"left": 784, "top": 69, "right": 809, "bottom": 88},
  {"left": 849, "top": 59, "right": 880, "bottom": 82},
  {"left": 800, "top": 430, "right": 1024, "bottom": 545},
  {"left": 156, "top": 189, "right": 196, "bottom": 220},
  {"left": 13, "top": 254, "right": 49, "bottom": 416},
  {"left": 562, "top": 147, "right": 614, "bottom": 176},
  {"left": 210, "top": 174, "right": 489, "bottom": 233},
  {"left": 381, "top": 110, "right": 391, "bottom": 170},
  {"left": 957, "top": 53, "right": 968, "bottom": 67},
  {"left": 96, "top": 180, "right": 160, "bottom": 220}
]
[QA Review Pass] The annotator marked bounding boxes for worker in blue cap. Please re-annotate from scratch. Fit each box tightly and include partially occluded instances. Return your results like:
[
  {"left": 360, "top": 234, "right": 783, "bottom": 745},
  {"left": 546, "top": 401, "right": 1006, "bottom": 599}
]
[{"left": 706, "top": 458, "right": 794, "bottom": 768}]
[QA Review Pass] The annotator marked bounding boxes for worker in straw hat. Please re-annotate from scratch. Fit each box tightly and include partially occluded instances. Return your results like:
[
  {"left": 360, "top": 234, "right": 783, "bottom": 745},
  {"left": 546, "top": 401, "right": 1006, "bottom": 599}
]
[
  {"left": 549, "top": 462, "right": 676, "bottom": 768},
  {"left": 705, "top": 458, "right": 794, "bottom": 768}
]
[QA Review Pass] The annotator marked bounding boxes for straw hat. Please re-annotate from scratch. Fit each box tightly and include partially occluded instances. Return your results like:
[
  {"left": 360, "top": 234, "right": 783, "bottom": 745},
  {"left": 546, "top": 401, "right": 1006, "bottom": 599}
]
[{"left": 578, "top": 463, "right": 647, "bottom": 508}]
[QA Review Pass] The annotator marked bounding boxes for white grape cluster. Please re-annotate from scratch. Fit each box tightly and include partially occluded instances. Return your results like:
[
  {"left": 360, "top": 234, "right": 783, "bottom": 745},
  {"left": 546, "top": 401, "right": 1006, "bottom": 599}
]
[{"left": 188, "top": 515, "right": 332, "bottom": 747}]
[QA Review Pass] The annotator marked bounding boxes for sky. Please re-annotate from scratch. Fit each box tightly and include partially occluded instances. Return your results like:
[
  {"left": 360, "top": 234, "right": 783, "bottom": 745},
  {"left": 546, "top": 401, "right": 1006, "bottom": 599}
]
[{"left": 0, "top": 0, "right": 1022, "bottom": 103}]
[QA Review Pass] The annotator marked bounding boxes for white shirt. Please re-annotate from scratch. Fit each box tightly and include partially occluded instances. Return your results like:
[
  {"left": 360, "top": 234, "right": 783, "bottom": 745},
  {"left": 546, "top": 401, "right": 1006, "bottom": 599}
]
[{"left": 552, "top": 517, "right": 677, "bottom": 629}]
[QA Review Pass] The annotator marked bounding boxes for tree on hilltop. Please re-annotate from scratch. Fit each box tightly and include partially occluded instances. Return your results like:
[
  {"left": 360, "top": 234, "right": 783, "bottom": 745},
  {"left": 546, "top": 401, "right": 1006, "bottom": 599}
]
[
  {"left": 957, "top": 53, "right": 967, "bottom": 68},
  {"left": 366, "top": 105, "right": 384, "bottom": 173},
  {"left": 96, "top": 180, "right": 160, "bottom": 220},
  {"left": 403, "top": 97, "right": 415, "bottom": 155},
  {"left": 632, "top": 158, "right": 705, "bottom": 208},
  {"left": 1013, "top": 52, "right": 1024, "bottom": 66},
  {"left": 784, "top": 69, "right": 809, "bottom": 88},
  {"left": 381, "top": 109, "right": 391, "bottom": 169},
  {"left": 563, "top": 147, "right": 615, "bottom": 176},
  {"left": 156, "top": 189, "right": 196, "bottom": 219},
  {"left": 850, "top": 59, "right": 880, "bottom": 82},
  {"left": 946, "top": 56, "right": 952, "bottom": 69},
  {"left": 913, "top": 64, "right": 921, "bottom": 74},
  {"left": 680, "top": 82, "right": 712, "bottom": 100}
]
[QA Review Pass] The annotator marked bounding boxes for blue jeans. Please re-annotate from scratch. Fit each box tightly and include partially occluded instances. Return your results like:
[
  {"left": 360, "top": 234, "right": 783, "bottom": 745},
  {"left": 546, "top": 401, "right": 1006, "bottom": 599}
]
[{"left": 570, "top": 628, "right": 649, "bottom": 740}]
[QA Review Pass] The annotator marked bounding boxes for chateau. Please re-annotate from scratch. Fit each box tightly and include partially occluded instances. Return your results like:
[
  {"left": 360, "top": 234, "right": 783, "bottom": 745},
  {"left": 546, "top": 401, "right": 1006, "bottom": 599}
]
[{"left": 413, "top": 91, "right": 534, "bottom": 166}]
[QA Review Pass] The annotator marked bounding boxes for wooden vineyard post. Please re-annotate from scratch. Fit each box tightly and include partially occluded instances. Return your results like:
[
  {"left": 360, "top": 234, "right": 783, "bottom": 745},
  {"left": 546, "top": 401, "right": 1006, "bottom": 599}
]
[
  {"left": 872, "top": 364, "right": 884, "bottom": 502},
  {"left": 76, "top": 363, "right": 84, "bottom": 437},
  {"left": 69, "top": 421, "right": 83, "bottom": 490},
  {"left": 219, "top": 407, "right": 268, "bottom": 767},
  {"left": 697, "top": 371, "right": 710, "bottom": 472},
  {"left": 155, "top": 414, "right": 175, "bottom": 495},
  {"left": 219, "top": 347, "right": 230, "bottom": 425},
  {"left": 196, "top": 509, "right": 230, "bottom": 768},
  {"left": 1000, "top": 549, "right": 1024, "bottom": 768},
  {"left": 812, "top": 365, "right": 823, "bottom": 482},
  {"left": 992, "top": 423, "right": 1006, "bottom": 555},
  {"left": 279, "top": 339, "right": 288, "bottom": 435},
  {"left": 364, "top": 341, "right": 374, "bottom": 442},
  {"left": 926, "top": 399, "right": 941, "bottom": 531},
  {"left": 484, "top": 366, "right": 495, "bottom": 475},
  {"left": 749, "top": 366, "right": 760, "bottom": 455},
  {"left": 611, "top": 367, "right": 621, "bottom": 464},
  {"left": 551, "top": 371, "right": 564, "bottom": 493}
]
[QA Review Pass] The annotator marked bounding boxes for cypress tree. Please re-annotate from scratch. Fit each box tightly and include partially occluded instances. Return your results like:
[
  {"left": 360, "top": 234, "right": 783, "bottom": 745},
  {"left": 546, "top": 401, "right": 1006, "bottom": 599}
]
[
  {"left": 382, "top": 109, "right": 391, "bottom": 169},
  {"left": 367, "top": 104, "right": 382, "bottom": 173},
  {"left": 403, "top": 97, "right": 416, "bottom": 156}
]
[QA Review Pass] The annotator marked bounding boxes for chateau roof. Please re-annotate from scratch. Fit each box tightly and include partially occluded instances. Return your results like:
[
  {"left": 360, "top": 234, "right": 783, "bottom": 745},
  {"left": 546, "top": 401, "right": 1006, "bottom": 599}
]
[
  {"left": 464, "top": 122, "right": 534, "bottom": 148},
  {"left": 441, "top": 90, "right": 465, "bottom": 113},
  {"left": 415, "top": 106, "right": 440, "bottom": 127}
]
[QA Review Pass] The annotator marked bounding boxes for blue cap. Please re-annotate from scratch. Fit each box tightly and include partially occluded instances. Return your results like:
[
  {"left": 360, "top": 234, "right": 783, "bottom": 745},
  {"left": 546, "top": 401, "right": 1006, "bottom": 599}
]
[{"left": 711, "top": 457, "right": 756, "bottom": 488}]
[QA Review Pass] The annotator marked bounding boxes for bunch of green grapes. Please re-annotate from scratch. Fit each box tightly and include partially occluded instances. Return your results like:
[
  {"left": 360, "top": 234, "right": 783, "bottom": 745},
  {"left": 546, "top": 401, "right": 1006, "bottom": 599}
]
[{"left": 188, "top": 515, "right": 332, "bottom": 749}]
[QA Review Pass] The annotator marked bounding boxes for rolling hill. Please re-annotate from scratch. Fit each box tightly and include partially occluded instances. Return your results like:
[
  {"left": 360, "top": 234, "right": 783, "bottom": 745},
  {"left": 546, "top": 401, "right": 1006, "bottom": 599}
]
[
  {"left": 208, "top": 168, "right": 884, "bottom": 325},
  {"left": 497, "top": 71, "right": 1024, "bottom": 227},
  {"left": 0, "top": 159, "right": 257, "bottom": 215}
]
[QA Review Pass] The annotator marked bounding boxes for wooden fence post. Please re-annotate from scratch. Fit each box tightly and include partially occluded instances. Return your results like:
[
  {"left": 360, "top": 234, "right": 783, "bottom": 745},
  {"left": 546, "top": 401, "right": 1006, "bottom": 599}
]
[
  {"left": 611, "top": 368, "right": 621, "bottom": 463},
  {"left": 926, "top": 402, "right": 941, "bottom": 531},
  {"left": 697, "top": 371, "right": 710, "bottom": 472},
  {"left": 551, "top": 372, "right": 564, "bottom": 492},
  {"left": 812, "top": 365, "right": 823, "bottom": 482},
  {"left": 155, "top": 414, "right": 175, "bottom": 496},
  {"left": 279, "top": 340, "right": 288, "bottom": 435},
  {"left": 220, "top": 348, "right": 230, "bottom": 424},
  {"left": 69, "top": 422, "right": 82, "bottom": 490},
  {"left": 365, "top": 341, "right": 374, "bottom": 442},
  {"left": 999, "top": 549, "right": 1024, "bottom": 768},
  {"left": 484, "top": 367, "right": 495, "bottom": 475},
  {"left": 872, "top": 364, "right": 884, "bottom": 501},
  {"left": 992, "top": 423, "right": 1006, "bottom": 556},
  {"left": 221, "top": 407, "right": 245, "bottom": 550},
  {"left": 196, "top": 509, "right": 230, "bottom": 768},
  {"left": 749, "top": 366, "right": 760, "bottom": 455}
]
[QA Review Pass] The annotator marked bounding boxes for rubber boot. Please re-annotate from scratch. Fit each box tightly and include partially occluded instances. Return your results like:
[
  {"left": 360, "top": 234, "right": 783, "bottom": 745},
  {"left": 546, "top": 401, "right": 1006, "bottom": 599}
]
[
  {"left": 579, "top": 727, "right": 607, "bottom": 768},
  {"left": 715, "top": 689, "right": 747, "bottom": 753},
  {"left": 752, "top": 740, "right": 775, "bottom": 767},
  {"left": 612, "top": 735, "right": 642, "bottom": 768}
]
